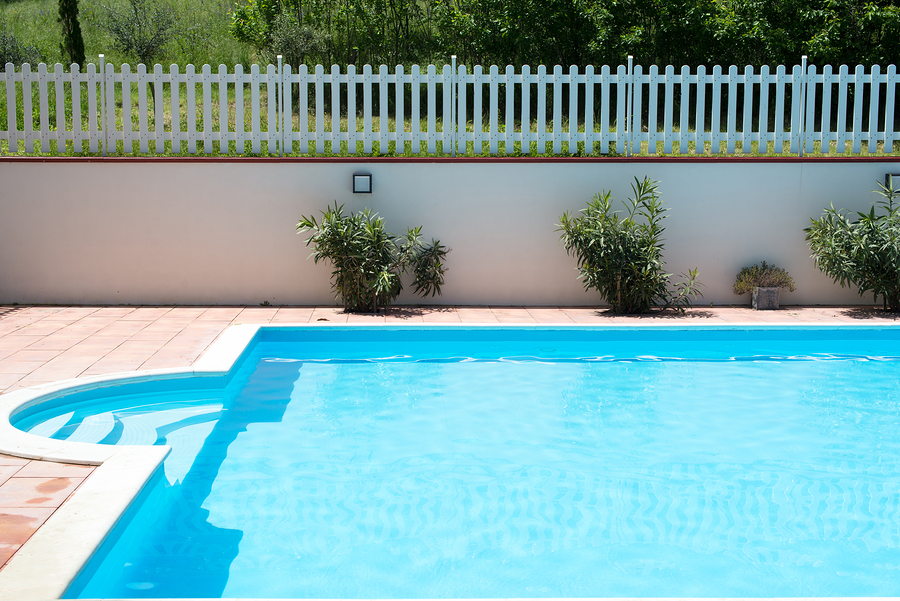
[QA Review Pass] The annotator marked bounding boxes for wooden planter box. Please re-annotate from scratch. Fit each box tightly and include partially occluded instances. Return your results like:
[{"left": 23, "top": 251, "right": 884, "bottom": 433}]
[{"left": 752, "top": 287, "right": 780, "bottom": 310}]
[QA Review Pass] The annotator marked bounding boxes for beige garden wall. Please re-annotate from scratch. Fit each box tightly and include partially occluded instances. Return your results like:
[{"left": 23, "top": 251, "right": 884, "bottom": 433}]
[{"left": 0, "top": 157, "right": 897, "bottom": 307}]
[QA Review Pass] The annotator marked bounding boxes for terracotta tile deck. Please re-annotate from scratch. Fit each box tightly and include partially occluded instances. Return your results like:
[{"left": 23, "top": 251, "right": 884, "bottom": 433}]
[{"left": 0, "top": 303, "right": 898, "bottom": 576}]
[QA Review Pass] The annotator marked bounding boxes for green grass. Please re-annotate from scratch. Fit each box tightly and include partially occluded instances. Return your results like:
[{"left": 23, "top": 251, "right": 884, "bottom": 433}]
[{"left": 0, "top": 0, "right": 252, "bottom": 69}]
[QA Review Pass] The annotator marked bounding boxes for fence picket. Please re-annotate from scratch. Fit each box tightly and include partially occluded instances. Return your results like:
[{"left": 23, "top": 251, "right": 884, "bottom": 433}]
[
  {"left": 885, "top": 65, "right": 897, "bottom": 154},
  {"left": 396, "top": 65, "right": 405, "bottom": 152},
  {"left": 710, "top": 65, "right": 722, "bottom": 154},
  {"left": 266, "top": 64, "right": 276, "bottom": 154},
  {"left": 105, "top": 63, "right": 115, "bottom": 153},
  {"left": 411, "top": 65, "right": 421, "bottom": 154},
  {"left": 505, "top": 65, "right": 514, "bottom": 154},
  {"left": 134, "top": 64, "right": 144, "bottom": 154},
  {"left": 473, "top": 65, "right": 483, "bottom": 154},
  {"left": 490, "top": 65, "right": 499, "bottom": 155},
  {"left": 536, "top": 65, "right": 546, "bottom": 154},
  {"left": 584, "top": 65, "right": 595, "bottom": 154},
  {"left": 632, "top": 66, "right": 644, "bottom": 154},
  {"left": 170, "top": 65, "right": 180, "bottom": 154},
  {"left": 663, "top": 65, "right": 674, "bottom": 154},
  {"left": 569, "top": 65, "right": 579, "bottom": 154},
  {"left": 22, "top": 64, "right": 34, "bottom": 153},
  {"left": 757, "top": 66, "right": 769, "bottom": 154},
  {"left": 820, "top": 65, "right": 832, "bottom": 154},
  {"left": 363, "top": 64, "right": 372, "bottom": 154},
  {"left": 296, "top": 65, "right": 307, "bottom": 154},
  {"left": 789, "top": 65, "right": 802, "bottom": 154},
  {"left": 742, "top": 66, "right": 753, "bottom": 153},
  {"left": 379, "top": 65, "right": 388, "bottom": 154},
  {"left": 552, "top": 65, "right": 562, "bottom": 154},
  {"left": 694, "top": 66, "right": 705, "bottom": 153},
  {"left": 804, "top": 65, "right": 817, "bottom": 154},
  {"left": 54, "top": 64, "right": 66, "bottom": 152},
  {"left": 774, "top": 65, "right": 786, "bottom": 154},
  {"left": 521, "top": 65, "right": 530, "bottom": 153},
  {"left": 330, "top": 64, "right": 339, "bottom": 153},
  {"left": 615, "top": 65, "right": 626, "bottom": 154},
  {"left": 346, "top": 64, "right": 356, "bottom": 154},
  {"left": 186, "top": 64, "right": 197, "bottom": 153},
  {"left": 38, "top": 63, "right": 50, "bottom": 153},
  {"left": 726, "top": 65, "right": 737, "bottom": 154},
  {"left": 836, "top": 65, "right": 849, "bottom": 154},
  {"left": 428, "top": 64, "right": 437, "bottom": 154},
  {"left": 852, "top": 65, "right": 864, "bottom": 154},
  {"left": 601, "top": 65, "right": 612, "bottom": 154},
  {"left": 647, "top": 65, "right": 658, "bottom": 155},
  {"left": 680, "top": 65, "right": 690, "bottom": 154},
  {"left": 283, "top": 64, "right": 293, "bottom": 154},
  {"left": 868, "top": 65, "right": 880, "bottom": 154},
  {"left": 218, "top": 64, "right": 228, "bottom": 154},
  {"left": 86, "top": 63, "right": 97, "bottom": 152},
  {"left": 4, "top": 64, "right": 17, "bottom": 150},
  {"left": 72, "top": 65, "right": 83, "bottom": 152}
]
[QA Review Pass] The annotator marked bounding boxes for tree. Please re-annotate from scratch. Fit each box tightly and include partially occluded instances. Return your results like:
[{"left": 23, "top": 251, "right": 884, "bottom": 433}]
[
  {"left": 59, "top": 0, "right": 86, "bottom": 67},
  {"left": 230, "top": 0, "right": 325, "bottom": 66},
  {"left": 99, "top": 0, "right": 177, "bottom": 66}
]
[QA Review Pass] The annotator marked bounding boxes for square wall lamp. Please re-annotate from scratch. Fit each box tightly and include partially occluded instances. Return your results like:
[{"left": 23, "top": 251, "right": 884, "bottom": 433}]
[
  {"left": 353, "top": 173, "right": 372, "bottom": 194},
  {"left": 886, "top": 174, "right": 900, "bottom": 189}
]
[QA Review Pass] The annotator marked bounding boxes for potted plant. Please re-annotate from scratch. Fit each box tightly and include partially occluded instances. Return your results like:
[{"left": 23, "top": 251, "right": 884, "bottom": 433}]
[{"left": 733, "top": 261, "right": 796, "bottom": 310}]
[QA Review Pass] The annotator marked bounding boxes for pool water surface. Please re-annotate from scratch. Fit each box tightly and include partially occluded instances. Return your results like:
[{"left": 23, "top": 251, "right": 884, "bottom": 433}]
[{"left": 12, "top": 326, "right": 900, "bottom": 598}]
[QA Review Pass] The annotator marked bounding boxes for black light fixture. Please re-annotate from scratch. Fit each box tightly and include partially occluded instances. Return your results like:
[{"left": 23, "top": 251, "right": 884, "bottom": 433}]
[
  {"left": 353, "top": 173, "right": 372, "bottom": 194},
  {"left": 886, "top": 173, "right": 900, "bottom": 188}
]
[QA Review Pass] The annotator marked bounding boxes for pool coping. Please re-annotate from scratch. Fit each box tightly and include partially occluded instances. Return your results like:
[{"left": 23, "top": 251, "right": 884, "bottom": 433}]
[{"left": 3, "top": 321, "right": 900, "bottom": 600}]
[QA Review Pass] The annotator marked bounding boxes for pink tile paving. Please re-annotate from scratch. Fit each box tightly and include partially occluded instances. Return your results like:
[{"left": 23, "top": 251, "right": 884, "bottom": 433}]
[
  {"left": 0, "top": 457, "right": 95, "bottom": 570},
  {"left": 0, "top": 303, "right": 899, "bottom": 573}
]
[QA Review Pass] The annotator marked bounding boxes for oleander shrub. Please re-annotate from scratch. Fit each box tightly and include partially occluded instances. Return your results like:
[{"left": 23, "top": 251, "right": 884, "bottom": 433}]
[
  {"left": 297, "top": 203, "right": 449, "bottom": 313},
  {"left": 557, "top": 176, "right": 702, "bottom": 314},
  {"left": 805, "top": 180, "right": 900, "bottom": 312}
]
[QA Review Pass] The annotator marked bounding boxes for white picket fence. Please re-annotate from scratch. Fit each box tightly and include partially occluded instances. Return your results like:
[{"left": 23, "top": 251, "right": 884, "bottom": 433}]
[{"left": 2, "top": 58, "right": 899, "bottom": 156}]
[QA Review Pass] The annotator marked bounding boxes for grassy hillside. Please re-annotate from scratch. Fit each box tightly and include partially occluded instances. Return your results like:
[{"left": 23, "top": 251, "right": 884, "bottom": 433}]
[{"left": 0, "top": 0, "right": 252, "bottom": 68}]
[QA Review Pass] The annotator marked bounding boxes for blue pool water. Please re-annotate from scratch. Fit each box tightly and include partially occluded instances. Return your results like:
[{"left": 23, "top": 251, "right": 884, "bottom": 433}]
[{"left": 12, "top": 326, "right": 900, "bottom": 598}]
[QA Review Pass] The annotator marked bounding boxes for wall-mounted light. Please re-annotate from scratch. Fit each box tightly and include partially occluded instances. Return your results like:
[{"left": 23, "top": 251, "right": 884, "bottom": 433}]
[{"left": 353, "top": 173, "right": 372, "bottom": 194}]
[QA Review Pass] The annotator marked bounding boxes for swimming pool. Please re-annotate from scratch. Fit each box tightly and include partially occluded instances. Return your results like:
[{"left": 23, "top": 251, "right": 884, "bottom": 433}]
[{"left": 9, "top": 325, "right": 900, "bottom": 598}]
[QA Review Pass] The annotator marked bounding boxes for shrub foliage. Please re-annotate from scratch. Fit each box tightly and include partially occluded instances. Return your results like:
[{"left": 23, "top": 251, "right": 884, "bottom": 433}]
[
  {"left": 805, "top": 181, "right": 900, "bottom": 312},
  {"left": 733, "top": 261, "right": 796, "bottom": 295},
  {"left": 558, "top": 176, "right": 701, "bottom": 314},
  {"left": 297, "top": 204, "right": 449, "bottom": 313}
]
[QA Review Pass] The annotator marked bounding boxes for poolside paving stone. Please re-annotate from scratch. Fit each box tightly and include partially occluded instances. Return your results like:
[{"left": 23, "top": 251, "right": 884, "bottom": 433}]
[
  {"left": 0, "top": 508, "right": 56, "bottom": 544},
  {"left": 2, "top": 303, "right": 900, "bottom": 573},
  {"left": 0, "top": 477, "right": 84, "bottom": 509}
]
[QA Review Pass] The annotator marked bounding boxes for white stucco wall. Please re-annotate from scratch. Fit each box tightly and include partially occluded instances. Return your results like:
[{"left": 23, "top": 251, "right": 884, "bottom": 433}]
[{"left": 0, "top": 157, "right": 897, "bottom": 306}]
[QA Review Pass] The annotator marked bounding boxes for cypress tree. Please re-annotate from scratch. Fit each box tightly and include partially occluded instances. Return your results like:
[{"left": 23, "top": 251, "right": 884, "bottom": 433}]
[{"left": 59, "top": 0, "right": 86, "bottom": 67}]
